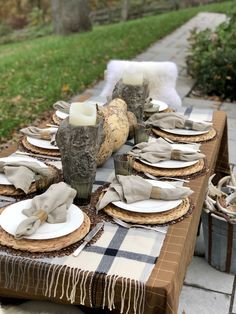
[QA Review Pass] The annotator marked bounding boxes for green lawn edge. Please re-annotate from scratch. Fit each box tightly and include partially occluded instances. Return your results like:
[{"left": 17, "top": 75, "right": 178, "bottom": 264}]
[{"left": 0, "top": 1, "right": 233, "bottom": 143}]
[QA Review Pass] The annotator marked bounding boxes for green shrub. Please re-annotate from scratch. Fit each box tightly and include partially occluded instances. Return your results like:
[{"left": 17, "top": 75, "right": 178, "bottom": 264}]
[
  {"left": 0, "top": 23, "right": 12, "bottom": 36},
  {"left": 28, "top": 7, "right": 44, "bottom": 27},
  {"left": 187, "top": 8, "right": 236, "bottom": 101}
]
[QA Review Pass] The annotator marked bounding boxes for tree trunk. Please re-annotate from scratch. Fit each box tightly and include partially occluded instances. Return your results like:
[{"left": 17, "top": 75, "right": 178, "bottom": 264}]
[
  {"left": 141, "top": 0, "right": 146, "bottom": 16},
  {"left": 51, "top": 0, "right": 92, "bottom": 35},
  {"left": 121, "top": 0, "right": 130, "bottom": 21}
]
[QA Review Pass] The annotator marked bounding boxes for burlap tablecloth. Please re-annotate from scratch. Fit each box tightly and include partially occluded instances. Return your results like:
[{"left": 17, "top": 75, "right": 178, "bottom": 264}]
[{"left": 0, "top": 111, "right": 230, "bottom": 314}]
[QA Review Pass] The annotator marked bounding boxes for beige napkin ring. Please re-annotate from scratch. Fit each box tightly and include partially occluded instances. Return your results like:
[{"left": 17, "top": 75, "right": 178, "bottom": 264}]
[
  {"left": 184, "top": 120, "right": 193, "bottom": 130},
  {"left": 150, "top": 187, "right": 161, "bottom": 199},
  {"left": 171, "top": 149, "right": 181, "bottom": 160},
  {"left": 36, "top": 209, "right": 48, "bottom": 223},
  {"left": 40, "top": 132, "right": 51, "bottom": 140}
]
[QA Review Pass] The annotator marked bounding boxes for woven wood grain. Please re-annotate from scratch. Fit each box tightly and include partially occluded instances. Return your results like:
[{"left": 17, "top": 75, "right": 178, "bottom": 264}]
[
  {"left": 104, "top": 198, "right": 190, "bottom": 224},
  {"left": 52, "top": 113, "right": 62, "bottom": 126},
  {"left": 152, "top": 127, "right": 216, "bottom": 143},
  {"left": 132, "top": 158, "right": 205, "bottom": 177},
  {"left": 0, "top": 164, "right": 61, "bottom": 196},
  {"left": 22, "top": 137, "right": 60, "bottom": 157},
  {"left": 0, "top": 212, "right": 90, "bottom": 252}
]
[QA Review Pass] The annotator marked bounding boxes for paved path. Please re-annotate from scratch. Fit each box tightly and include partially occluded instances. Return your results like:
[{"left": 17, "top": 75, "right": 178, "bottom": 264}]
[
  {"left": 1, "top": 11, "right": 236, "bottom": 314},
  {"left": 85, "top": 13, "right": 236, "bottom": 169}
]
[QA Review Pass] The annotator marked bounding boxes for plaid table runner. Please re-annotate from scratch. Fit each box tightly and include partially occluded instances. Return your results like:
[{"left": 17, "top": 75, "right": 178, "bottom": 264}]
[
  {"left": 1, "top": 139, "right": 167, "bottom": 314},
  {"left": 0, "top": 108, "right": 215, "bottom": 314},
  {"left": 59, "top": 223, "right": 167, "bottom": 311}
]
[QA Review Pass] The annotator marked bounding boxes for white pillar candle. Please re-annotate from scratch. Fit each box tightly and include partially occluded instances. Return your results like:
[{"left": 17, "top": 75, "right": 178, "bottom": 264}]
[
  {"left": 69, "top": 102, "right": 97, "bottom": 126},
  {"left": 122, "top": 72, "right": 144, "bottom": 86}
]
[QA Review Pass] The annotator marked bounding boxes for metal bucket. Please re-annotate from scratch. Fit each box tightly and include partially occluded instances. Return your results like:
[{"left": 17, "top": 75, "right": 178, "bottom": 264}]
[{"left": 202, "top": 209, "right": 236, "bottom": 274}]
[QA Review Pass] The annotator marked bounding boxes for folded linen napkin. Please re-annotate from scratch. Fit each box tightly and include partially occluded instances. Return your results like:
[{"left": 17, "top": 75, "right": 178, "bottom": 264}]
[
  {"left": 20, "top": 126, "right": 57, "bottom": 146},
  {"left": 53, "top": 100, "right": 70, "bottom": 114},
  {"left": 0, "top": 160, "right": 51, "bottom": 193},
  {"left": 96, "top": 175, "right": 192, "bottom": 211},
  {"left": 128, "top": 138, "right": 205, "bottom": 163},
  {"left": 145, "top": 112, "right": 212, "bottom": 131},
  {"left": 15, "top": 182, "right": 77, "bottom": 239}
]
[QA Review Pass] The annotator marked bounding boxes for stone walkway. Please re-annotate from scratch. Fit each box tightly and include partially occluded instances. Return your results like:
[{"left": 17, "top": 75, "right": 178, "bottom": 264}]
[{"left": 1, "top": 11, "right": 236, "bottom": 314}]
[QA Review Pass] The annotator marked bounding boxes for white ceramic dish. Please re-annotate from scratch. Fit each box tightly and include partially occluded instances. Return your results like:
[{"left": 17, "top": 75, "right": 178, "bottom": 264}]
[
  {"left": 161, "top": 127, "right": 209, "bottom": 136},
  {"left": 138, "top": 141, "right": 200, "bottom": 168},
  {"left": 27, "top": 136, "right": 59, "bottom": 150},
  {"left": 140, "top": 159, "right": 198, "bottom": 169},
  {"left": 55, "top": 110, "right": 68, "bottom": 120},
  {"left": 145, "top": 99, "right": 168, "bottom": 112},
  {"left": 112, "top": 180, "right": 182, "bottom": 213},
  {"left": 147, "top": 139, "right": 200, "bottom": 151},
  {"left": 0, "top": 156, "right": 47, "bottom": 185},
  {"left": 0, "top": 199, "right": 84, "bottom": 240}
]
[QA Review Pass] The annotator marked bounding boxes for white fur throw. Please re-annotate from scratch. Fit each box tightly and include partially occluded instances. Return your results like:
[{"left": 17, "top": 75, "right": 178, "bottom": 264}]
[{"left": 100, "top": 60, "right": 182, "bottom": 109}]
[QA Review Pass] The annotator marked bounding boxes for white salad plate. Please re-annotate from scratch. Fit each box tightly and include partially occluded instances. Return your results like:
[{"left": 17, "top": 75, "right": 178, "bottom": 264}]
[
  {"left": 27, "top": 136, "right": 59, "bottom": 150},
  {"left": 0, "top": 156, "right": 47, "bottom": 185},
  {"left": 55, "top": 110, "right": 68, "bottom": 120},
  {"left": 140, "top": 143, "right": 199, "bottom": 169},
  {"left": 161, "top": 124, "right": 210, "bottom": 136},
  {"left": 140, "top": 158, "right": 198, "bottom": 169},
  {"left": 0, "top": 199, "right": 84, "bottom": 240},
  {"left": 112, "top": 180, "right": 182, "bottom": 214},
  {"left": 145, "top": 99, "right": 168, "bottom": 112}
]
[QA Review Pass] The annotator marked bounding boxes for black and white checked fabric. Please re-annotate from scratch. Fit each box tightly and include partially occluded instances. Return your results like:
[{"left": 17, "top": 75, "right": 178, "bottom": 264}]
[
  {"left": 56, "top": 139, "right": 167, "bottom": 283},
  {"left": 64, "top": 222, "right": 166, "bottom": 282}
]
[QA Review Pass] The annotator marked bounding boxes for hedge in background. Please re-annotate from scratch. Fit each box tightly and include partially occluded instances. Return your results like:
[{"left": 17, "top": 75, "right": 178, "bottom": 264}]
[{"left": 187, "top": 7, "right": 236, "bottom": 101}]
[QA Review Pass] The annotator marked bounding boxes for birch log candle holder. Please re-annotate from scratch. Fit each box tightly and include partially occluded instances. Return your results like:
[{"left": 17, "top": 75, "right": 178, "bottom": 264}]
[
  {"left": 56, "top": 103, "right": 103, "bottom": 205},
  {"left": 112, "top": 72, "right": 149, "bottom": 122}
]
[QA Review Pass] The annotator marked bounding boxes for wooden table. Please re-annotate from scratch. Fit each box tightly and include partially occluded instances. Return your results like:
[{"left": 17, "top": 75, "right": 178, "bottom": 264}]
[{"left": 0, "top": 111, "right": 229, "bottom": 314}]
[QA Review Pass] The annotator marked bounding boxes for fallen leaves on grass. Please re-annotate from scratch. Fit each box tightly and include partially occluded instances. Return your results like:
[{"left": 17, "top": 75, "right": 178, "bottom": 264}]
[{"left": 10, "top": 95, "right": 22, "bottom": 104}]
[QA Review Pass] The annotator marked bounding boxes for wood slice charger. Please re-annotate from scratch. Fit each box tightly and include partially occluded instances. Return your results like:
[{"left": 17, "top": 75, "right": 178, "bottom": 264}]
[
  {"left": 104, "top": 198, "right": 190, "bottom": 225},
  {"left": 0, "top": 164, "right": 61, "bottom": 197},
  {"left": 22, "top": 137, "right": 60, "bottom": 157},
  {"left": 0, "top": 210, "right": 90, "bottom": 253},
  {"left": 152, "top": 127, "right": 217, "bottom": 143}
]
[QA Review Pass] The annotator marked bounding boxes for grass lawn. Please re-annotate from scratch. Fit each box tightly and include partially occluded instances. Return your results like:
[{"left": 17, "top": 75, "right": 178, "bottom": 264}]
[{"left": 0, "top": 1, "right": 234, "bottom": 144}]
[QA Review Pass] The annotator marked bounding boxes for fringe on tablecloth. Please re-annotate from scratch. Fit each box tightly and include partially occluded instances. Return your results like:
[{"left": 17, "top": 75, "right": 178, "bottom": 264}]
[{"left": 0, "top": 255, "right": 146, "bottom": 314}]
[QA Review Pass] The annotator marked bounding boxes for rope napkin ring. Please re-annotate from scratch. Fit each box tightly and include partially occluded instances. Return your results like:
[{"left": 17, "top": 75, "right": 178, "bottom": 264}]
[
  {"left": 150, "top": 187, "right": 161, "bottom": 199},
  {"left": 40, "top": 132, "right": 51, "bottom": 140},
  {"left": 171, "top": 149, "right": 181, "bottom": 160},
  {"left": 36, "top": 209, "right": 48, "bottom": 223}
]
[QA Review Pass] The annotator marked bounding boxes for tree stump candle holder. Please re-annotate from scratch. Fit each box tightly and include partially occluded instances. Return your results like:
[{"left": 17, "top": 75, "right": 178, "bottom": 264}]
[
  {"left": 112, "top": 79, "right": 149, "bottom": 122},
  {"left": 56, "top": 117, "right": 103, "bottom": 206}
]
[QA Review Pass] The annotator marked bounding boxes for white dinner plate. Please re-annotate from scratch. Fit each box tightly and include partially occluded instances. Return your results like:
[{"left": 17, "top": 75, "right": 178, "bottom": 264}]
[
  {"left": 161, "top": 126, "right": 210, "bottom": 136},
  {"left": 148, "top": 138, "right": 201, "bottom": 151},
  {"left": 139, "top": 142, "right": 200, "bottom": 169},
  {"left": 56, "top": 110, "right": 68, "bottom": 120},
  {"left": 0, "top": 199, "right": 84, "bottom": 240},
  {"left": 0, "top": 156, "right": 47, "bottom": 185},
  {"left": 113, "top": 180, "right": 182, "bottom": 213},
  {"left": 141, "top": 159, "right": 198, "bottom": 169},
  {"left": 145, "top": 99, "right": 168, "bottom": 113},
  {"left": 27, "top": 136, "right": 59, "bottom": 150}
]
